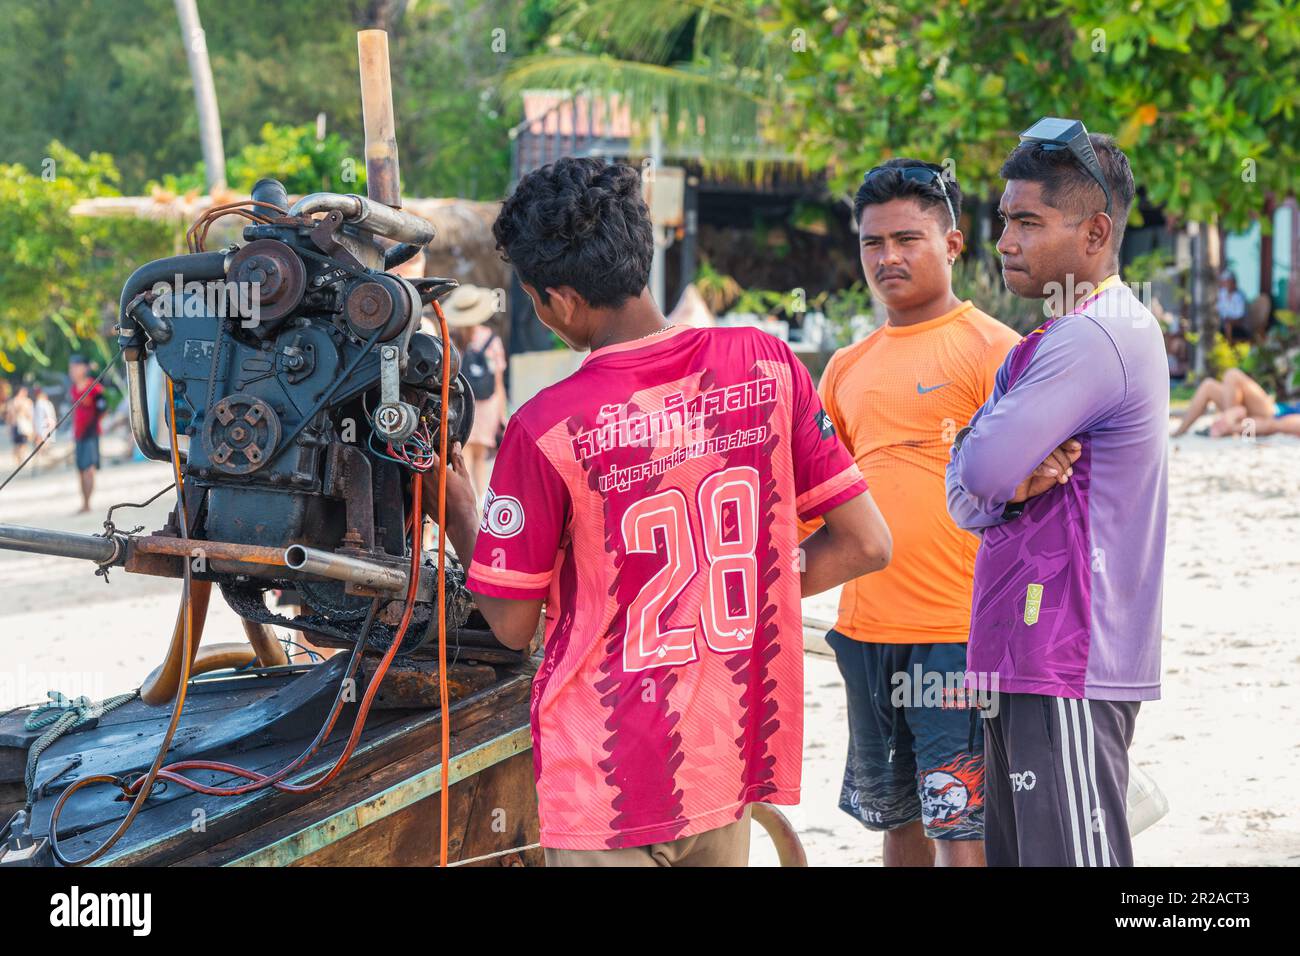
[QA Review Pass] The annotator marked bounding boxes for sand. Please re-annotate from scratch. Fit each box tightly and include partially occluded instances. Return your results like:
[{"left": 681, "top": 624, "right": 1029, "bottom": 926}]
[{"left": 1, "top": 421, "right": 1296, "bottom": 866}]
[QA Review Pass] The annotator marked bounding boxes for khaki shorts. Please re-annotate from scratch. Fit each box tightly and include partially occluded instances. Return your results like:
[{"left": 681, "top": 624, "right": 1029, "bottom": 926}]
[{"left": 544, "top": 806, "right": 752, "bottom": 867}]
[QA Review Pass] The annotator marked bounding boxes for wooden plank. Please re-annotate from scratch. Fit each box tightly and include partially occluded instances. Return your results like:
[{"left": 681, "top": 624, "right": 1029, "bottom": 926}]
[
  {"left": 68, "top": 669, "right": 532, "bottom": 865},
  {"left": 456, "top": 748, "right": 542, "bottom": 867},
  {"left": 370, "top": 661, "right": 496, "bottom": 709},
  {"left": 256, "top": 716, "right": 530, "bottom": 866},
  {"left": 286, "top": 764, "right": 484, "bottom": 867},
  {"left": 174, "top": 699, "right": 532, "bottom": 866},
  {"left": 288, "top": 749, "right": 543, "bottom": 867}
]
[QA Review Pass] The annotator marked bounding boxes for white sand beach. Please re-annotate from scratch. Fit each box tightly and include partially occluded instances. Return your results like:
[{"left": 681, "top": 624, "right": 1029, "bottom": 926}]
[{"left": 1, "top": 420, "right": 1297, "bottom": 865}]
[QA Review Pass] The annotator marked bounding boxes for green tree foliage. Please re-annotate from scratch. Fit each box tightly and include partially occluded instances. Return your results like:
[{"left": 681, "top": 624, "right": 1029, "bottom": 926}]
[
  {"left": 0, "top": 0, "right": 363, "bottom": 195},
  {"left": 0, "top": 0, "right": 560, "bottom": 201},
  {"left": 770, "top": 0, "right": 1300, "bottom": 230},
  {"left": 0, "top": 144, "right": 171, "bottom": 378},
  {"left": 150, "top": 123, "right": 369, "bottom": 196}
]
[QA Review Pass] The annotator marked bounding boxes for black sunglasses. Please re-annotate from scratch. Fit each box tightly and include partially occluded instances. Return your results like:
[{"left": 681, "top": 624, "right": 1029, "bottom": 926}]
[{"left": 863, "top": 164, "right": 958, "bottom": 232}]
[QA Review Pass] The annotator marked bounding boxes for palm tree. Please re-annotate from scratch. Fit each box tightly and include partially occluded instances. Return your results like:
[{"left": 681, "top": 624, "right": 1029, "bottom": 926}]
[
  {"left": 503, "top": 0, "right": 793, "bottom": 171},
  {"left": 173, "top": 0, "right": 226, "bottom": 192}
]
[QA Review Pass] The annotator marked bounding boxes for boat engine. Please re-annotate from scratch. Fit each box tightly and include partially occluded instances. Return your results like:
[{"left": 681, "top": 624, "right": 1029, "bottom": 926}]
[{"left": 114, "top": 176, "right": 476, "bottom": 656}]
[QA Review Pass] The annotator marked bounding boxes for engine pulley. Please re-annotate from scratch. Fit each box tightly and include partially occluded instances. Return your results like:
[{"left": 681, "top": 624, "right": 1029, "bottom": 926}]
[
  {"left": 205, "top": 395, "right": 282, "bottom": 474},
  {"left": 227, "top": 239, "right": 307, "bottom": 330}
]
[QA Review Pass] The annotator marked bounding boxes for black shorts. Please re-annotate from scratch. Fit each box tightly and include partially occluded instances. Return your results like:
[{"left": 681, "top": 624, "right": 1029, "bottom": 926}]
[
  {"left": 825, "top": 630, "right": 985, "bottom": 840},
  {"left": 74, "top": 434, "right": 100, "bottom": 472},
  {"left": 982, "top": 692, "right": 1140, "bottom": 866}
]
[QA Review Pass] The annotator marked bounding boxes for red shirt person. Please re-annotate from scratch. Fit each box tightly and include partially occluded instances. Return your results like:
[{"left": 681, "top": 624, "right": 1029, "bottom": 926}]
[
  {"left": 68, "top": 354, "right": 106, "bottom": 512},
  {"left": 70, "top": 381, "right": 104, "bottom": 442},
  {"left": 427, "top": 158, "right": 892, "bottom": 865}
]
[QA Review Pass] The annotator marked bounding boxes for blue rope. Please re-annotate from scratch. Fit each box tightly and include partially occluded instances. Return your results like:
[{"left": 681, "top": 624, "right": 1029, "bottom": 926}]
[{"left": 23, "top": 689, "right": 138, "bottom": 807}]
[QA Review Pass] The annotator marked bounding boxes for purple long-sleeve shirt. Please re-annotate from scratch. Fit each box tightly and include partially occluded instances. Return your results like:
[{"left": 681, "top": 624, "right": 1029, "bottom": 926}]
[{"left": 946, "top": 277, "right": 1168, "bottom": 701}]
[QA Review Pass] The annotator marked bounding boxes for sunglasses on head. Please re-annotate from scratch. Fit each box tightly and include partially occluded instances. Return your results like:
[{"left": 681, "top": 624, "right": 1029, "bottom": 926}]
[
  {"left": 863, "top": 164, "right": 958, "bottom": 232},
  {"left": 1018, "top": 117, "right": 1113, "bottom": 215}
]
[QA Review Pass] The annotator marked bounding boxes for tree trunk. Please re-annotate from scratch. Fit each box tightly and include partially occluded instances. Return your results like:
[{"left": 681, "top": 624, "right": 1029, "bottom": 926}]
[
  {"left": 174, "top": 0, "right": 226, "bottom": 192},
  {"left": 1261, "top": 195, "right": 1276, "bottom": 310},
  {"left": 1191, "top": 218, "right": 1223, "bottom": 377}
]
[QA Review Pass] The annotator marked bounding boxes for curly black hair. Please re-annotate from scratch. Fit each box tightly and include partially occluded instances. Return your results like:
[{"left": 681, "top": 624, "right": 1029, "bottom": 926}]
[
  {"left": 492, "top": 157, "right": 654, "bottom": 309},
  {"left": 852, "top": 158, "right": 962, "bottom": 231}
]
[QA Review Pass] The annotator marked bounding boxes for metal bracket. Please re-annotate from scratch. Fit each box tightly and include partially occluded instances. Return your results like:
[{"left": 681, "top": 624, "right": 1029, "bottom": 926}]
[{"left": 373, "top": 345, "right": 419, "bottom": 443}]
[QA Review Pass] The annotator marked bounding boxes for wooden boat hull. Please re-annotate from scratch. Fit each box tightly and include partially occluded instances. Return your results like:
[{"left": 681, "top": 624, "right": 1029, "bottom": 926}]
[{"left": 0, "top": 661, "right": 541, "bottom": 867}]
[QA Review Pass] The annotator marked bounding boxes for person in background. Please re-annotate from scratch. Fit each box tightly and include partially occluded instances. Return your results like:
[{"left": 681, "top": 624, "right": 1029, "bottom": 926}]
[
  {"left": 803, "top": 158, "right": 1020, "bottom": 867},
  {"left": 0, "top": 380, "right": 10, "bottom": 447},
  {"left": 31, "top": 386, "right": 57, "bottom": 470},
  {"left": 68, "top": 355, "right": 106, "bottom": 513},
  {"left": 441, "top": 284, "right": 508, "bottom": 499},
  {"left": 1172, "top": 366, "right": 1300, "bottom": 438},
  {"left": 7, "top": 384, "right": 34, "bottom": 468},
  {"left": 1217, "top": 270, "right": 1249, "bottom": 343},
  {"left": 1152, "top": 299, "right": 1189, "bottom": 381}
]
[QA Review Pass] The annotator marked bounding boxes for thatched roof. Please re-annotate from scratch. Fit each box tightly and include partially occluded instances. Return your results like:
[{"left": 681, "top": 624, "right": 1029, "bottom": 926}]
[
  {"left": 399, "top": 197, "right": 505, "bottom": 289},
  {"left": 69, "top": 193, "right": 506, "bottom": 287}
]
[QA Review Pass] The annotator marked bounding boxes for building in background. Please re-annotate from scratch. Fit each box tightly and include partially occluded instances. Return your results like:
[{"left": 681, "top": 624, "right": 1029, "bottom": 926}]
[{"left": 506, "top": 90, "right": 854, "bottom": 359}]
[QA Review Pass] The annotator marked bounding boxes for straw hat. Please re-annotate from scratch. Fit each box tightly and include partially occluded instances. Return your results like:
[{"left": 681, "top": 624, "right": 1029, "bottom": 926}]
[{"left": 440, "top": 284, "right": 499, "bottom": 328}]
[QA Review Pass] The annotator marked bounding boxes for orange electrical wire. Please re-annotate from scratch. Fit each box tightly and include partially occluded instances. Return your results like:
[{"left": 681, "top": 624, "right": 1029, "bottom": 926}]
[
  {"left": 47, "top": 378, "right": 196, "bottom": 865},
  {"left": 133, "top": 477, "right": 422, "bottom": 796},
  {"left": 122, "top": 318, "right": 456, "bottom": 867},
  {"left": 185, "top": 198, "right": 286, "bottom": 252},
  {"left": 432, "top": 299, "right": 453, "bottom": 868}
]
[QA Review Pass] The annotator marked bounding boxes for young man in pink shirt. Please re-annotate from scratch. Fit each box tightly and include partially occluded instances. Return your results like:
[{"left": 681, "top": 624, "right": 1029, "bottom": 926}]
[{"left": 427, "top": 157, "right": 892, "bottom": 865}]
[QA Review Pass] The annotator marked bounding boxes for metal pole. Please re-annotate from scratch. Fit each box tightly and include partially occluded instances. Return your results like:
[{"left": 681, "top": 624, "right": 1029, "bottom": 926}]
[
  {"left": 284, "top": 544, "right": 409, "bottom": 594},
  {"left": 0, "top": 523, "right": 121, "bottom": 564},
  {"left": 649, "top": 108, "right": 665, "bottom": 309}
]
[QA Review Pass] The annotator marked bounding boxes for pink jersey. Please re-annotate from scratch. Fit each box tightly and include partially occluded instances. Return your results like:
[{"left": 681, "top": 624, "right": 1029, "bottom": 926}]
[{"left": 466, "top": 324, "right": 866, "bottom": 850}]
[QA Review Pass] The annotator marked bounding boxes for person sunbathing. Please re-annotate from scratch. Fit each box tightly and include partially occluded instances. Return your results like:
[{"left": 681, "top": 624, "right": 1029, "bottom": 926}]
[{"left": 1173, "top": 367, "right": 1300, "bottom": 437}]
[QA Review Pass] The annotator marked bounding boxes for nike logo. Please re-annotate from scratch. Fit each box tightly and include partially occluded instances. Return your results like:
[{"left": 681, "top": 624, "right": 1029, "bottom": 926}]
[{"left": 917, "top": 381, "right": 951, "bottom": 394}]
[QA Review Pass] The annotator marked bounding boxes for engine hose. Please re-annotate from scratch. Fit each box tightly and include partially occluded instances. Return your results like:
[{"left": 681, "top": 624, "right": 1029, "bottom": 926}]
[
  {"left": 49, "top": 378, "right": 197, "bottom": 865},
  {"left": 123, "top": 475, "right": 422, "bottom": 798},
  {"left": 384, "top": 242, "right": 423, "bottom": 270},
  {"left": 118, "top": 252, "right": 228, "bottom": 332}
]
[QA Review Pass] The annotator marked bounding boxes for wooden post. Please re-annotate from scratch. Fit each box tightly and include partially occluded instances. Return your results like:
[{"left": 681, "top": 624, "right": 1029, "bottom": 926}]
[
  {"left": 358, "top": 29, "right": 402, "bottom": 208},
  {"left": 1260, "top": 195, "right": 1276, "bottom": 309},
  {"left": 1290, "top": 196, "right": 1300, "bottom": 313}
]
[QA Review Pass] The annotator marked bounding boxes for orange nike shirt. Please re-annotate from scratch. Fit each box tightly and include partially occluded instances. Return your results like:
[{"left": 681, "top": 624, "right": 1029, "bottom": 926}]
[{"left": 804, "top": 300, "right": 1020, "bottom": 644}]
